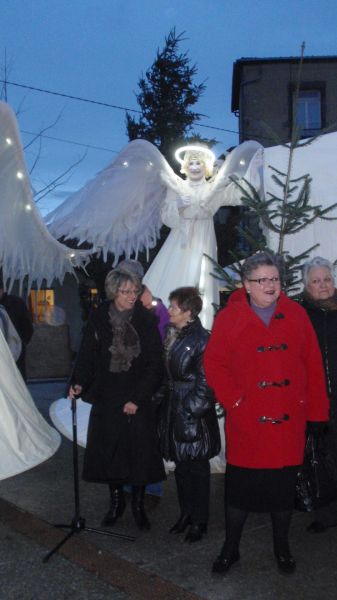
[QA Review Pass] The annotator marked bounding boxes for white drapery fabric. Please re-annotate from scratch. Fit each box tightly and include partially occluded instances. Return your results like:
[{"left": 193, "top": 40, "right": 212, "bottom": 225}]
[
  {"left": 263, "top": 133, "right": 337, "bottom": 263},
  {"left": 0, "top": 329, "right": 61, "bottom": 480}
]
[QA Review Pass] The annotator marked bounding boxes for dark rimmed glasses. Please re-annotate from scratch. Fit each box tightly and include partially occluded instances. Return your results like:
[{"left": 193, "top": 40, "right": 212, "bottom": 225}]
[{"left": 248, "top": 277, "right": 280, "bottom": 286}]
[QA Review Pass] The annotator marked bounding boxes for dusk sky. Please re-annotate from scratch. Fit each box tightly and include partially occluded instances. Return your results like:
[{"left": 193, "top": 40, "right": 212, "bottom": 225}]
[{"left": 2, "top": 0, "right": 337, "bottom": 214}]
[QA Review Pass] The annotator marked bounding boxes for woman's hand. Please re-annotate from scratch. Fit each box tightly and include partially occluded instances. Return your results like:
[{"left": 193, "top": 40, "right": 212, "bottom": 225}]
[
  {"left": 68, "top": 384, "right": 83, "bottom": 400},
  {"left": 123, "top": 401, "right": 138, "bottom": 415}
]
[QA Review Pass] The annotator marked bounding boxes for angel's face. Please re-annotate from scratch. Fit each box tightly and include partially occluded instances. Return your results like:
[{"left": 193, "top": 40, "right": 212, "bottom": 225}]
[{"left": 186, "top": 159, "right": 206, "bottom": 181}]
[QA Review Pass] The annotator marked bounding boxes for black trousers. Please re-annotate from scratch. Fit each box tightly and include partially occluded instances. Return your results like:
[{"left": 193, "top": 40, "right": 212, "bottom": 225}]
[{"left": 174, "top": 459, "right": 210, "bottom": 524}]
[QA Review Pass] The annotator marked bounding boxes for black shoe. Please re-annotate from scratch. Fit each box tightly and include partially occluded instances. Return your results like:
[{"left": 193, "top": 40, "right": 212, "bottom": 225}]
[
  {"left": 169, "top": 514, "right": 191, "bottom": 534},
  {"left": 133, "top": 508, "right": 151, "bottom": 530},
  {"left": 145, "top": 494, "right": 161, "bottom": 512},
  {"left": 131, "top": 486, "right": 151, "bottom": 531},
  {"left": 184, "top": 523, "right": 207, "bottom": 543},
  {"left": 306, "top": 520, "right": 326, "bottom": 534},
  {"left": 212, "top": 551, "right": 240, "bottom": 574},
  {"left": 101, "top": 489, "right": 126, "bottom": 527},
  {"left": 275, "top": 552, "right": 296, "bottom": 574}
]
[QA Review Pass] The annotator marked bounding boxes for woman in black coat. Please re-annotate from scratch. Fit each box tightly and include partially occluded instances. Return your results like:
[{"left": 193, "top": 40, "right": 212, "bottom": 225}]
[
  {"left": 301, "top": 256, "right": 337, "bottom": 533},
  {"left": 68, "top": 269, "right": 165, "bottom": 530},
  {"left": 158, "top": 287, "right": 221, "bottom": 542}
]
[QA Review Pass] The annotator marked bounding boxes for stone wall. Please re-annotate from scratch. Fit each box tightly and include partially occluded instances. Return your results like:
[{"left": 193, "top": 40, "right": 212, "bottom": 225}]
[{"left": 26, "top": 324, "right": 73, "bottom": 379}]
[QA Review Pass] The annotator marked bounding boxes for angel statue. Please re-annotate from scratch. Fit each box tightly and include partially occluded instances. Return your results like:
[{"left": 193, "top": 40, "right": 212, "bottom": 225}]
[{"left": 47, "top": 139, "right": 262, "bottom": 328}]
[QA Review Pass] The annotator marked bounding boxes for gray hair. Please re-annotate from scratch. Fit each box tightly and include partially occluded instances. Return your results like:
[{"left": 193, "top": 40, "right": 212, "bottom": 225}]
[
  {"left": 117, "top": 259, "right": 144, "bottom": 280},
  {"left": 104, "top": 269, "right": 141, "bottom": 300},
  {"left": 302, "top": 256, "right": 335, "bottom": 287},
  {"left": 241, "top": 251, "right": 284, "bottom": 282}
]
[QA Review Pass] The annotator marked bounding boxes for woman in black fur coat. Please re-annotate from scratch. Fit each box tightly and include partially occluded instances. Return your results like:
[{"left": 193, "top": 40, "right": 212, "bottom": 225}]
[
  {"left": 301, "top": 256, "right": 337, "bottom": 533},
  {"left": 68, "top": 269, "right": 165, "bottom": 531}
]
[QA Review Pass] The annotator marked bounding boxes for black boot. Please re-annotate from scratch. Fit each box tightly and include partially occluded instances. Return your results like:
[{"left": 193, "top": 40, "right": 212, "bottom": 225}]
[
  {"left": 184, "top": 523, "right": 207, "bottom": 543},
  {"left": 101, "top": 486, "right": 126, "bottom": 527},
  {"left": 271, "top": 510, "right": 296, "bottom": 574},
  {"left": 169, "top": 514, "right": 191, "bottom": 534},
  {"left": 212, "top": 544, "right": 240, "bottom": 574},
  {"left": 131, "top": 486, "right": 151, "bottom": 530},
  {"left": 212, "top": 505, "right": 247, "bottom": 575}
]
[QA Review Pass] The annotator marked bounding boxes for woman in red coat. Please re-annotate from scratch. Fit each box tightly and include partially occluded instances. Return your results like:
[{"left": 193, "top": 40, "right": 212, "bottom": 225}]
[{"left": 204, "top": 251, "right": 329, "bottom": 575}]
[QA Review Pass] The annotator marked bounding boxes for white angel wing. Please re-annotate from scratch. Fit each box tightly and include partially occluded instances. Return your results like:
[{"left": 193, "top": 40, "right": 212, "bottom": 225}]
[
  {"left": 213, "top": 140, "right": 263, "bottom": 191},
  {"left": 0, "top": 102, "right": 89, "bottom": 293},
  {"left": 263, "top": 132, "right": 337, "bottom": 264},
  {"left": 203, "top": 140, "right": 263, "bottom": 212},
  {"left": 46, "top": 139, "right": 178, "bottom": 262}
]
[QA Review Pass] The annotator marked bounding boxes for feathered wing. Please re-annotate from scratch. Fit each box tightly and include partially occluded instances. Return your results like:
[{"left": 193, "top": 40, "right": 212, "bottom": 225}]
[
  {"left": 206, "top": 140, "right": 264, "bottom": 212},
  {"left": 263, "top": 132, "right": 337, "bottom": 263},
  {"left": 0, "top": 101, "right": 89, "bottom": 292},
  {"left": 46, "top": 139, "right": 179, "bottom": 263}
]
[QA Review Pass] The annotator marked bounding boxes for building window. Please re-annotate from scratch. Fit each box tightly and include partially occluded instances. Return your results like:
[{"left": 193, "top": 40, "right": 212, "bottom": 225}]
[{"left": 294, "top": 90, "right": 322, "bottom": 136}]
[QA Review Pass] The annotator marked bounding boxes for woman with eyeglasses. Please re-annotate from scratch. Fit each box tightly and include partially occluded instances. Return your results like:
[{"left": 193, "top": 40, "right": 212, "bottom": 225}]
[
  {"left": 300, "top": 257, "right": 337, "bottom": 534},
  {"left": 157, "top": 287, "right": 221, "bottom": 543},
  {"left": 204, "top": 251, "right": 328, "bottom": 575},
  {"left": 68, "top": 268, "right": 165, "bottom": 531}
]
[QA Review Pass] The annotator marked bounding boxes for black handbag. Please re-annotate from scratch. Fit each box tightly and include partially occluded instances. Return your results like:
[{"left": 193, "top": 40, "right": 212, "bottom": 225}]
[{"left": 295, "top": 433, "right": 337, "bottom": 512}]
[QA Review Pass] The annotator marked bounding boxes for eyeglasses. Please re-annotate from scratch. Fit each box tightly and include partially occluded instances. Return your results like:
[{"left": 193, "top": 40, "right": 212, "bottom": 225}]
[
  {"left": 118, "top": 288, "right": 139, "bottom": 296},
  {"left": 248, "top": 277, "right": 280, "bottom": 286}
]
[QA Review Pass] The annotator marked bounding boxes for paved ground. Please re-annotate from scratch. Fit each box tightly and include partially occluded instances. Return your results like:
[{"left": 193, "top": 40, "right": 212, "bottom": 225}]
[{"left": 0, "top": 380, "right": 337, "bottom": 600}]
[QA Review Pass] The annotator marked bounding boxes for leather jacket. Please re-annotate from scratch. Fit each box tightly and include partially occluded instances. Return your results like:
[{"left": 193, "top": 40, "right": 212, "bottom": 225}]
[{"left": 157, "top": 317, "right": 221, "bottom": 462}]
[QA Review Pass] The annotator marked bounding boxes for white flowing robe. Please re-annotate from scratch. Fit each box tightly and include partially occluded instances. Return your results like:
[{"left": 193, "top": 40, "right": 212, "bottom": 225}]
[
  {"left": 143, "top": 177, "right": 244, "bottom": 330},
  {"left": 0, "top": 330, "right": 60, "bottom": 480}
]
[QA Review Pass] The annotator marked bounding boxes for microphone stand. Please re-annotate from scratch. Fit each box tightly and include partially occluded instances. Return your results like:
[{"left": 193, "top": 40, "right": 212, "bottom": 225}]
[{"left": 43, "top": 396, "right": 135, "bottom": 563}]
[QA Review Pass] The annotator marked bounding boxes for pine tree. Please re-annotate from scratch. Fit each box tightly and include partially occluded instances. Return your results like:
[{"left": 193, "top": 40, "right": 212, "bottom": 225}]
[{"left": 126, "top": 28, "right": 215, "bottom": 168}]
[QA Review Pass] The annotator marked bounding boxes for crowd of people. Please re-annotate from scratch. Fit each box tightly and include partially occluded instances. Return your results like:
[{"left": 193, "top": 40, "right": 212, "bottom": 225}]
[
  {"left": 66, "top": 249, "right": 335, "bottom": 577},
  {"left": 1, "top": 248, "right": 336, "bottom": 577}
]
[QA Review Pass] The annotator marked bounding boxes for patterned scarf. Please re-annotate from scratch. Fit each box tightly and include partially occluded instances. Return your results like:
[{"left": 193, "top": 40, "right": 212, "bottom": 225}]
[{"left": 108, "top": 303, "right": 141, "bottom": 372}]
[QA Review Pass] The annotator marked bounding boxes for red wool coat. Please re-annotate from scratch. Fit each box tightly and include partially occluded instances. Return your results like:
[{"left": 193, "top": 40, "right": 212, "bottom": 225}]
[{"left": 204, "top": 289, "right": 329, "bottom": 469}]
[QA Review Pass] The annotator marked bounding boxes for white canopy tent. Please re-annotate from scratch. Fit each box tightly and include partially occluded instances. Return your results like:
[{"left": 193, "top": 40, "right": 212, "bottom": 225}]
[{"left": 263, "top": 134, "right": 337, "bottom": 263}]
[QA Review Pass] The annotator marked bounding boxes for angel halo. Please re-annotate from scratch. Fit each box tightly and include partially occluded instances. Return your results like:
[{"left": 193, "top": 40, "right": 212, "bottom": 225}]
[{"left": 175, "top": 144, "right": 215, "bottom": 177}]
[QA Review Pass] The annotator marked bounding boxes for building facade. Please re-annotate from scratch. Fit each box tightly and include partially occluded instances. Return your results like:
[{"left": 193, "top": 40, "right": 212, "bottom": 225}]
[{"left": 231, "top": 56, "right": 337, "bottom": 146}]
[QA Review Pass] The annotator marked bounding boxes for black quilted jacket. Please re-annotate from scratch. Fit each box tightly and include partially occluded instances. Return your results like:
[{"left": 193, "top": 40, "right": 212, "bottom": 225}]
[{"left": 157, "top": 317, "right": 221, "bottom": 462}]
